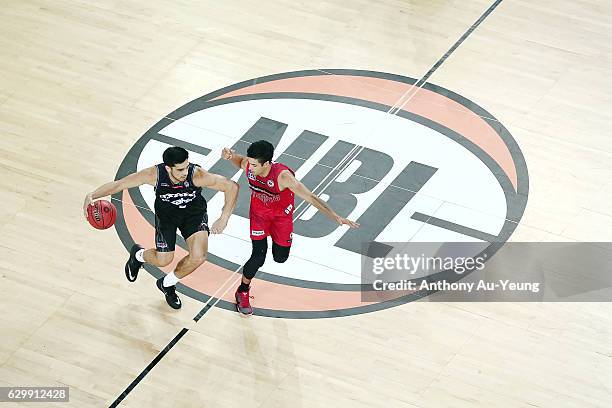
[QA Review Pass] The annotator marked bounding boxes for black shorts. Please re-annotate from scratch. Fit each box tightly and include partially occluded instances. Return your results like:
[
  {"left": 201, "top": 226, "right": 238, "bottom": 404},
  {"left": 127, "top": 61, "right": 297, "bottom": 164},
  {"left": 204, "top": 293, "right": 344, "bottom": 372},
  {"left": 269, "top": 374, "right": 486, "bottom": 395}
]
[{"left": 154, "top": 209, "right": 210, "bottom": 252}]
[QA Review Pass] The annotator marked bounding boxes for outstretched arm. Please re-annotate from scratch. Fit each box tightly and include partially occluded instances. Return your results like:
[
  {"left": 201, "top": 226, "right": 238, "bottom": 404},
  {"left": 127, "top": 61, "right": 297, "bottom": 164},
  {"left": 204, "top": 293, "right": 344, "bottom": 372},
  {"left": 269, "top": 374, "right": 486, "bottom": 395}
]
[
  {"left": 193, "top": 168, "right": 239, "bottom": 234},
  {"left": 221, "top": 147, "right": 248, "bottom": 171},
  {"left": 278, "top": 170, "right": 359, "bottom": 228},
  {"left": 83, "top": 166, "right": 157, "bottom": 219}
]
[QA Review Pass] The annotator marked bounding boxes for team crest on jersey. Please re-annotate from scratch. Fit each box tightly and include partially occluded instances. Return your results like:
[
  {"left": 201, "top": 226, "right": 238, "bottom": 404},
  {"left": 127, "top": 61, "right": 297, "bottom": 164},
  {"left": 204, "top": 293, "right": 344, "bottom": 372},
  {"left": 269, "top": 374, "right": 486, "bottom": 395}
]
[{"left": 267, "top": 180, "right": 274, "bottom": 188}]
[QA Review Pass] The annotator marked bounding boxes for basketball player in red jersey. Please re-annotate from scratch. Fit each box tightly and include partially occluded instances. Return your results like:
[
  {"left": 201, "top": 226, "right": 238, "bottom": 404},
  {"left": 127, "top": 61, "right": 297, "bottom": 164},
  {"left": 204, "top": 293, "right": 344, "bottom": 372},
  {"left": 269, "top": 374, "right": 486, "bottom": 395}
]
[
  {"left": 222, "top": 140, "right": 359, "bottom": 315},
  {"left": 83, "top": 146, "right": 238, "bottom": 309}
]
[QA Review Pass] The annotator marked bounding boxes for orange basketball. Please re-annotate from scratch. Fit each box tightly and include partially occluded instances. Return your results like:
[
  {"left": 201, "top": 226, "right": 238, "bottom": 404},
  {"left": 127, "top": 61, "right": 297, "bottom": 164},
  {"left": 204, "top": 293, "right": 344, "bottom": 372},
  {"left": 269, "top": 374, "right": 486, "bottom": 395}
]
[{"left": 87, "top": 199, "right": 117, "bottom": 230}]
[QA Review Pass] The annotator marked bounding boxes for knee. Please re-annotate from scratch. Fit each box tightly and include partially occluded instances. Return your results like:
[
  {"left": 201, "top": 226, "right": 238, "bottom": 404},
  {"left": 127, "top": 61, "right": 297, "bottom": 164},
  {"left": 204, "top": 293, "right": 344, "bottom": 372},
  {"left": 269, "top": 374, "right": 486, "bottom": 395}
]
[
  {"left": 249, "top": 240, "right": 268, "bottom": 268},
  {"left": 272, "top": 246, "right": 290, "bottom": 263},
  {"left": 157, "top": 252, "right": 174, "bottom": 267},
  {"left": 243, "top": 254, "right": 266, "bottom": 280},
  {"left": 248, "top": 253, "right": 267, "bottom": 269},
  {"left": 190, "top": 254, "right": 207, "bottom": 266},
  {"left": 273, "top": 253, "right": 289, "bottom": 263}
]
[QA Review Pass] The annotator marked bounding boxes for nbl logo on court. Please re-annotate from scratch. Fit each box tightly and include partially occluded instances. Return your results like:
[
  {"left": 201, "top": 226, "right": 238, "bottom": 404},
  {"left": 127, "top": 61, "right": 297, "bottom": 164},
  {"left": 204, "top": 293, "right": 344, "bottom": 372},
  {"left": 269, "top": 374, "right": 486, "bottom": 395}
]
[{"left": 113, "top": 70, "right": 529, "bottom": 318}]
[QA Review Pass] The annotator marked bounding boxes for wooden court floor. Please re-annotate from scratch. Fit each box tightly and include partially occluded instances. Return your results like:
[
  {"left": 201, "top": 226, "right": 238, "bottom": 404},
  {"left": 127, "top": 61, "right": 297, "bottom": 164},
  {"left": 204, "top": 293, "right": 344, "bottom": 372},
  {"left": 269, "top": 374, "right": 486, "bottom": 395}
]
[{"left": 1, "top": 1, "right": 612, "bottom": 407}]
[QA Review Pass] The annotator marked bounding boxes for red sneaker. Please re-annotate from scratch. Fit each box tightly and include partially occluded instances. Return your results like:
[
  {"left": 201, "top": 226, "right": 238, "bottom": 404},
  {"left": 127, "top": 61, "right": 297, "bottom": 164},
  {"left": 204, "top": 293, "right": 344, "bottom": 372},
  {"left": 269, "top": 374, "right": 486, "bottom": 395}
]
[{"left": 235, "top": 288, "right": 253, "bottom": 316}]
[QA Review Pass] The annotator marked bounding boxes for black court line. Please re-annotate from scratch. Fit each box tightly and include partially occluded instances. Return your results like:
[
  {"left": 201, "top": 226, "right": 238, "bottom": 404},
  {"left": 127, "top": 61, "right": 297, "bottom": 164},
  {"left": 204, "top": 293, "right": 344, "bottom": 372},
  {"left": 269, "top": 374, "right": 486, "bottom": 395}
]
[
  {"left": 193, "top": 296, "right": 217, "bottom": 322},
  {"left": 420, "top": 0, "right": 502, "bottom": 85},
  {"left": 391, "top": 0, "right": 503, "bottom": 114},
  {"left": 109, "top": 328, "right": 189, "bottom": 408},
  {"left": 108, "top": 292, "right": 219, "bottom": 407},
  {"left": 108, "top": 2, "right": 503, "bottom": 405}
]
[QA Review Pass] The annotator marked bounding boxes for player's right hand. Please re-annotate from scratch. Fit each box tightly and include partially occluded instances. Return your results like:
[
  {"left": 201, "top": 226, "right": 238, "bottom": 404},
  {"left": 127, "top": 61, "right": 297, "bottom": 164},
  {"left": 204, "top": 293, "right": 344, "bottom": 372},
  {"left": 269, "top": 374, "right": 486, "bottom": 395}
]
[
  {"left": 336, "top": 216, "right": 360, "bottom": 229},
  {"left": 221, "top": 147, "right": 234, "bottom": 160},
  {"left": 83, "top": 193, "right": 93, "bottom": 220}
]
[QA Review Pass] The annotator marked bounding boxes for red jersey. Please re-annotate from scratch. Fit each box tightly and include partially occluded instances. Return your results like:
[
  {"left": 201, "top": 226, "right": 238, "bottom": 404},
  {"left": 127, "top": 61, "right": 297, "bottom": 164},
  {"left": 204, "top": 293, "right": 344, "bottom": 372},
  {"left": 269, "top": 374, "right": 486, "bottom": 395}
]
[{"left": 246, "top": 162, "right": 295, "bottom": 217}]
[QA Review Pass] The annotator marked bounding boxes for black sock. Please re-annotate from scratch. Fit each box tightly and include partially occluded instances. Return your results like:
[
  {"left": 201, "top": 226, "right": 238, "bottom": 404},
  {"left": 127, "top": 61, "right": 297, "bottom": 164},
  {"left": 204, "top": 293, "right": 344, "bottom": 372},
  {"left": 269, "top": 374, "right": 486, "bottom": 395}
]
[{"left": 238, "top": 282, "right": 250, "bottom": 292}]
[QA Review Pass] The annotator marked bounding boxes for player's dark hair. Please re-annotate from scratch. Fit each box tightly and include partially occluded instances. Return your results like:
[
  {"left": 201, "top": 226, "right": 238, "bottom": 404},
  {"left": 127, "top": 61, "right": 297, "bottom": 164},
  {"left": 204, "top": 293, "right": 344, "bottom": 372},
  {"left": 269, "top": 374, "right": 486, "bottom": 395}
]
[
  {"left": 247, "top": 140, "right": 274, "bottom": 165},
  {"left": 163, "top": 146, "right": 189, "bottom": 167}
]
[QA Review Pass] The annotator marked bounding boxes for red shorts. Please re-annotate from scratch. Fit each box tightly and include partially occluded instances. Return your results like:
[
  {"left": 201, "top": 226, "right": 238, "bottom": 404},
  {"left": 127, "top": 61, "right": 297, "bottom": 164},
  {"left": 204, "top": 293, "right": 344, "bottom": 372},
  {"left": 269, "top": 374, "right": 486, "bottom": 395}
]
[{"left": 250, "top": 211, "right": 293, "bottom": 246}]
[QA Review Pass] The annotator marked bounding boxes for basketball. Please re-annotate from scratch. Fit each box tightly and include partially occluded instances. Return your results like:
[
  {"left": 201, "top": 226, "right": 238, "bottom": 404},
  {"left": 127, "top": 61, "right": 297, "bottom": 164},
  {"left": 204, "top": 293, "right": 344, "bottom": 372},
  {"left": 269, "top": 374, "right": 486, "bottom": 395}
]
[{"left": 87, "top": 199, "right": 117, "bottom": 230}]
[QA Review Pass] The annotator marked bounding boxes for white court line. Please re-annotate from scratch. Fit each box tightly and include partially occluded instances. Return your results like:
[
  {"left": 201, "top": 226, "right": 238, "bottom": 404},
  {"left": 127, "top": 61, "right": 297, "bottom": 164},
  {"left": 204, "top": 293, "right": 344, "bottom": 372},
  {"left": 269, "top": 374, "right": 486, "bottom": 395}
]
[
  {"left": 292, "top": 143, "right": 361, "bottom": 220},
  {"left": 289, "top": 58, "right": 445, "bottom": 221}
]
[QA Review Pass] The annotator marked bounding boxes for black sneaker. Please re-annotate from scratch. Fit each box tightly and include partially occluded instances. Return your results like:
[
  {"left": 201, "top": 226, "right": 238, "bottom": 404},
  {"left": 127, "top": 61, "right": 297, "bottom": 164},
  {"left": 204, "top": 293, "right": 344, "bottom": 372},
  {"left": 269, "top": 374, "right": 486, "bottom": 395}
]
[
  {"left": 124, "top": 244, "right": 144, "bottom": 282},
  {"left": 156, "top": 277, "right": 182, "bottom": 309}
]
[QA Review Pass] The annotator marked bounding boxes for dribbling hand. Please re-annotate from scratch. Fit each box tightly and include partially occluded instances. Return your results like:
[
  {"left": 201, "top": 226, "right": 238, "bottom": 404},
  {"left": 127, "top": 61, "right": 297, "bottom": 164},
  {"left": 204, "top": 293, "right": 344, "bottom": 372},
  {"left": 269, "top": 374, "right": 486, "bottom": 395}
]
[{"left": 83, "top": 193, "right": 93, "bottom": 220}]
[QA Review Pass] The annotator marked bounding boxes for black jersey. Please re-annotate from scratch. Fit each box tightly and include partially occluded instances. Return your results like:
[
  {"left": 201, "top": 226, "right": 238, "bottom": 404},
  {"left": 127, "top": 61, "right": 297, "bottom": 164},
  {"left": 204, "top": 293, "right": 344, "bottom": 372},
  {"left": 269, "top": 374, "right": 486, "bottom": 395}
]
[{"left": 154, "top": 163, "right": 206, "bottom": 213}]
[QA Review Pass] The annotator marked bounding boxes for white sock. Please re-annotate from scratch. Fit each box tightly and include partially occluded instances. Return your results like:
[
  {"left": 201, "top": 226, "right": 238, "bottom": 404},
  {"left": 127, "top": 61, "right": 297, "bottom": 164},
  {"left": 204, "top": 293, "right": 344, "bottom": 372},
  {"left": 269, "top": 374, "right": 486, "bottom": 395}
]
[
  {"left": 135, "top": 249, "right": 145, "bottom": 263},
  {"left": 163, "top": 272, "right": 180, "bottom": 287}
]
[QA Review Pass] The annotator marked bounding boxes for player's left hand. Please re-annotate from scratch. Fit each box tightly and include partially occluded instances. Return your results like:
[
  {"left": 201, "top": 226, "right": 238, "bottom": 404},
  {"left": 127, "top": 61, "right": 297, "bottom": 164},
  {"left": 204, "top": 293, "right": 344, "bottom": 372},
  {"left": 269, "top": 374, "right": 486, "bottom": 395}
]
[
  {"left": 221, "top": 147, "right": 234, "bottom": 160},
  {"left": 210, "top": 217, "right": 228, "bottom": 234},
  {"left": 337, "top": 216, "right": 360, "bottom": 229},
  {"left": 83, "top": 193, "right": 93, "bottom": 220}
]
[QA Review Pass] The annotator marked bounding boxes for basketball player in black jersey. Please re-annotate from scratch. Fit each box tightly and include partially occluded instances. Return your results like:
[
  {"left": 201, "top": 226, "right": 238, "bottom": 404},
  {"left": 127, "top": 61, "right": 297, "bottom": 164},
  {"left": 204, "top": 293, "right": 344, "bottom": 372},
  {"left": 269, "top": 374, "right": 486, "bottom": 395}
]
[{"left": 83, "top": 147, "right": 238, "bottom": 309}]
